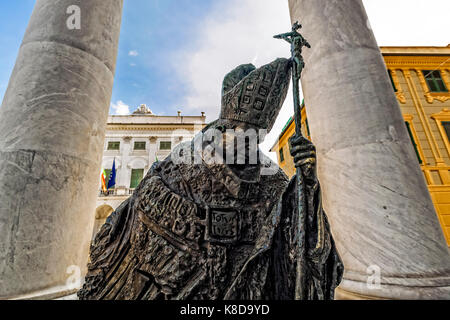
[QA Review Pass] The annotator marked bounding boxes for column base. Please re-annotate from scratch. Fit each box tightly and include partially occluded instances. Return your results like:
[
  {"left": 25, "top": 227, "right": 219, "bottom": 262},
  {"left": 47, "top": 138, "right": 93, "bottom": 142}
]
[
  {"left": 336, "top": 276, "right": 450, "bottom": 300},
  {"left": 335, "top": 287, "right": 387, "bottom": 300},
  {"left": 6, "top": 285, "right": 79, "bottom": 300}
]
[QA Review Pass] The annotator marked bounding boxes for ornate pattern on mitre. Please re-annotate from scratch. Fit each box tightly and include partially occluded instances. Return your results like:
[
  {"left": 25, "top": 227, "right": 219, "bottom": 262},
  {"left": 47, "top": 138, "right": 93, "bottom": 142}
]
[{"left": 220, "top": 58, "right": 291, "bottom": 132}]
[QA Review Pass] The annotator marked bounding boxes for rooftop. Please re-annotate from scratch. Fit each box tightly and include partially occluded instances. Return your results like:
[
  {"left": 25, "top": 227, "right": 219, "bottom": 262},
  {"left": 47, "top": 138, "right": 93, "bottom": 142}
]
[{"left": 108, "top": 104, "right": 206, "bottom": 125}]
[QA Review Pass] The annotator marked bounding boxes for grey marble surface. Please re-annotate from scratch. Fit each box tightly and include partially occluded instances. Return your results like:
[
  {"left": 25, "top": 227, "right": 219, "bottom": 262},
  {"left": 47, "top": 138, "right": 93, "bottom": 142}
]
[
  {"left": 289, "top": 0, "right": 450, "bottom": 299},
  {"left": 0, "top": 0, "right": 123, "bottom": 299}
]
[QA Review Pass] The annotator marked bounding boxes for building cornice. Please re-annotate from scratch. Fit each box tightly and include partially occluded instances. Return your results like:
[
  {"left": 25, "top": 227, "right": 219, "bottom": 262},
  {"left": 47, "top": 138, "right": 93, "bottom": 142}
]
[
  {"left": 383, "top": 55, "right": 450, "bottom": 69},
  {"left": 381, "top": 45, "right": 450, "bottom": 56},
  {"left": 106, "top": 123, "right": 206, "bottom": 132}
]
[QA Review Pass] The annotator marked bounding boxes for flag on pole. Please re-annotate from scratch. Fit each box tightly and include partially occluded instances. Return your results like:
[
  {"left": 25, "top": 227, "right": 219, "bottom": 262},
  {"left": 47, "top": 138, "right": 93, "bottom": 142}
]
[
  {"left": 100, "top": 167, "right": 108, "bottom": 193},
  {"left": 107, "top": 158, "right": 117, "bottom": 190}
]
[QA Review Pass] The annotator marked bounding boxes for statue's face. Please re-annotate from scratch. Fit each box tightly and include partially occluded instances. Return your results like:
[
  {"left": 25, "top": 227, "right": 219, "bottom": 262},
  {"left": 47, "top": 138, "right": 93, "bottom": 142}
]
[
  {"left": 200, "top": 119, "right": 263, "bottom": 167},
  {"left": 221, "top": 121, "right": 261, "bottom": 166}
]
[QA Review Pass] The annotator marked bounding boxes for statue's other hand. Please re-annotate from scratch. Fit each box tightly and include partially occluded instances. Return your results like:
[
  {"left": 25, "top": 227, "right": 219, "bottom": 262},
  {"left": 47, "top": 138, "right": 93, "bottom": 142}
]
[{"left": 289, "top": 135, "right": 317, "bottom": 180}]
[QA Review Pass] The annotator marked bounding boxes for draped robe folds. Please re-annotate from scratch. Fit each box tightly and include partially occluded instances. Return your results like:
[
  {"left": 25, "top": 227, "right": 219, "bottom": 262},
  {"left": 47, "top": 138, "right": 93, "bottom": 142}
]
[{"left": 78, "top": 143, "right": 343, "bottom": 300}]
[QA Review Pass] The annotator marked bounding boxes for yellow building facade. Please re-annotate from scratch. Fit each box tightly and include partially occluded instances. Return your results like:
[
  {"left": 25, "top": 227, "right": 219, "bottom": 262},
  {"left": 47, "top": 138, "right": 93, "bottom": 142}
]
[{"left": 270, "top": 45, "right": 450, "bottom": 245}]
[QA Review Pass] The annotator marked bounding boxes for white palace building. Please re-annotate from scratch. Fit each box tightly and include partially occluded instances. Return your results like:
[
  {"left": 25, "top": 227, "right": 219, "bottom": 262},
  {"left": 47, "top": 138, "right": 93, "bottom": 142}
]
[{"left": 93, "top": 104, "right": 206, "bottom": 237}]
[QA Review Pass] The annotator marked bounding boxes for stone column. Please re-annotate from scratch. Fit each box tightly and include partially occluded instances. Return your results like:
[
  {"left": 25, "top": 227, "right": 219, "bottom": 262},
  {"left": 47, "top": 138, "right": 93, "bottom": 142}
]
[
  {"left": 289, "top": 0, "right": 450, "bottom": 299},
  {"left": 0, "top": 0, "right": 123, "bottom": 299}
]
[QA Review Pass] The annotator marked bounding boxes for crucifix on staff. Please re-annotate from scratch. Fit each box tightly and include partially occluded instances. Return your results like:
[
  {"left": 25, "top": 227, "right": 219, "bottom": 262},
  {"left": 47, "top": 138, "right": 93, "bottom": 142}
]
[{"left": 274, "top": 22, "right": 321, "bottom": 299}]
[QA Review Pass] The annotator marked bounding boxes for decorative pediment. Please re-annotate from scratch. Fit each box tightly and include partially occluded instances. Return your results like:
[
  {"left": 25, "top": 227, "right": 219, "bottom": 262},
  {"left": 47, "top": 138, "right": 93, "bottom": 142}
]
[{"left": 431, "top": 108, "right": 450, "bottom": 121}]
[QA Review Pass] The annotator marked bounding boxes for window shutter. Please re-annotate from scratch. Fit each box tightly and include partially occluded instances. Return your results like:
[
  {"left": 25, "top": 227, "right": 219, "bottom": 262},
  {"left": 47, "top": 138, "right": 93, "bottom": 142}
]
[
  {"left": 405, "top": 121, "right": 422, "bottom": 164},
  {"left": 442, "top": 122, "right": 450, "bottom": 142},
  {"left": 107, "top": 141, "right": 120, "bottom": 150},
  {"left": 134, "top": 141, "right": 146, "bottom": 150},
  {"left": 423, "top": 70, "right": 448, "bottom": 93},
  {"left": 388, "top": 70, "right": 398, "bottom": 92},
  {"left": 279, "top": 147, "right": 285, "bottom": 163},
  {"left": 130, "top": 169, "right": 144, "bottom": 189},
  {"left": 160, "top": 141, "right": 172, "bottom": 150}
]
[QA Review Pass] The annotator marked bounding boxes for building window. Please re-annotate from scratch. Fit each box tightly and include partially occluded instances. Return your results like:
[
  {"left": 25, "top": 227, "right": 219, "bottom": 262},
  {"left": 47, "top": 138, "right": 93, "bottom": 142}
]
[
  {"left": 405, "top": 121, "right": 422, "bottom": 164},
  {"left": 134, "top": 141, "right": 146, "bottom": 150},
  {"left": 388, "top": 70, "right": 398, "bottom": 92},
  {"left": 130, "top": 169, "right": 144, "bottom": 189},
  {"left": 442, "top": 121, "right": 450, "bottom": 142},
  {"left": 160, "top": 141, "right": 172, "bottom": 150},
  {"left": 279, "top": 147, "right": 285, "bottom": 163},
  {"left": 422, "top": 70, "right": 448, "bottom": 93},
  {"left": 107, "top": 141, "right": 120, "bottom": 150}
]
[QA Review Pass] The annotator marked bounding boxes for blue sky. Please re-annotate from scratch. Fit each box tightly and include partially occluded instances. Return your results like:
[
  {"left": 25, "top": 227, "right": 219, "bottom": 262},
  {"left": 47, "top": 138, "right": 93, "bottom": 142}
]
[
  {"left": 0, "top": 0, "right": 35, "bottom": 103},
  {"left": 0, "top": 0, "right": 219, "bottom": 116},
  {"left": 111, "top": 0, "right": 218, "bottom": 115},
  {"left": 0, "top": 0, "right": 449, "bottom": 157}
]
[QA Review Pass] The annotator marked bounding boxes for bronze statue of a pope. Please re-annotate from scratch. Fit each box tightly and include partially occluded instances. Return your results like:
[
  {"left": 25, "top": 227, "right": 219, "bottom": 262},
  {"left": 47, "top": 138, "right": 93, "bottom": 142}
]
[{"left": 78, "top": 48, "right": 343, "bottom": 300}]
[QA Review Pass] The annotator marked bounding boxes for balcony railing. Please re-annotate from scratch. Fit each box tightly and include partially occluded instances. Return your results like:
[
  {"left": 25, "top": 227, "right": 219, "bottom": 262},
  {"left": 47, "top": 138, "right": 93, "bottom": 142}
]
[
  {"left": 99, "top": 188, "right": 135, "bottom": 197},
  {"left": 99, "top": 189, "right": 116, "bottom": 196}
]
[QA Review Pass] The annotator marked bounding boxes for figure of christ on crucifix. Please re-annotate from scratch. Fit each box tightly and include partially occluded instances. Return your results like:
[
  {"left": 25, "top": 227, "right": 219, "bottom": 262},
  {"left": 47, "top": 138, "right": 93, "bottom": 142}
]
[{"left": 274, "top": 21, "right": 311, "bottom": 80}]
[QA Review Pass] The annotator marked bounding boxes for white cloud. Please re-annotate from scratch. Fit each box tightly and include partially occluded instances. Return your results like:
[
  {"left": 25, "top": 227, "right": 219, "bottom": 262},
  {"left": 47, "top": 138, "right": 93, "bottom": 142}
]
[
  {"left": 130, "top": 63, "right": 137, "bottom": 67},
  {"left": 362, "top": 0, "right": 450, "bottom": 46},
  {"left": 173, "top": 0, "right": 450, "bottom": 161},
  {"left": 111, "top": 100, "right": 131, "bottom": 115},
  {"left": 129, "top": 50, "right": 139, "bottom": 57},
  {"left": 172, "top": 0, "right": 294, "bottom": 160}
]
